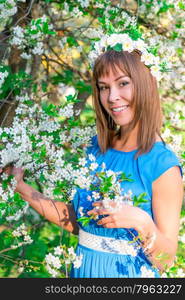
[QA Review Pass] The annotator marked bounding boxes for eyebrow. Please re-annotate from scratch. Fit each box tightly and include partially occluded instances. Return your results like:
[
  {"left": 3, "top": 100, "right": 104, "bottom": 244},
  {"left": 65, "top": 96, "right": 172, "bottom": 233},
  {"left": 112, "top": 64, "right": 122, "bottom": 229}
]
[{"left": 98, "top": 75, "right": 129, "bottom": 84}]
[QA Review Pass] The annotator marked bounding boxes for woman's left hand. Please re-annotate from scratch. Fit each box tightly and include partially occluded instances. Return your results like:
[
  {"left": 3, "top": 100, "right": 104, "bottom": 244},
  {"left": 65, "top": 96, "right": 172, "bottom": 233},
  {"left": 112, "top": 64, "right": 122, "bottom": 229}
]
[{"left": 87, "top": 201, "right": 152, "bottom": 231}]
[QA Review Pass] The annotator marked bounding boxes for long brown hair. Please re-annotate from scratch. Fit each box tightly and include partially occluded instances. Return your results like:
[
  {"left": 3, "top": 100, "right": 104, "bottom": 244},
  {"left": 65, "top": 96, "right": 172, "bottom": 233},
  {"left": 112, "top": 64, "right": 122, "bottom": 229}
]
[{"left": 92, "top": 50, "right": 164, "bottom": 158}]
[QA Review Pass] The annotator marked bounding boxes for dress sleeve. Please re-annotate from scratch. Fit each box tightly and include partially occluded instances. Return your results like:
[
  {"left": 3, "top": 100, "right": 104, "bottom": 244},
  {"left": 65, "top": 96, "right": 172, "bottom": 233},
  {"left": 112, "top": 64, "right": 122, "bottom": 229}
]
[
  {"left": 152, "top": 146, "right": 183, "bottom": 182},
  {"left": 137, "top": 143, "right": 183, "bottom": 199}
]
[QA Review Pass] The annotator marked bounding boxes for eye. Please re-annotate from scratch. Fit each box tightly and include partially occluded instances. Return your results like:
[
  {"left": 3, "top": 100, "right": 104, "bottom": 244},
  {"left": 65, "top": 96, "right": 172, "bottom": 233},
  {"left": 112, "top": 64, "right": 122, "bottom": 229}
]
[
  {"left": 120, "top": 81, "right": 129, "bottom": 87},
  {"left": 99, "top": 86, "right": 108, "bottom": 91}
]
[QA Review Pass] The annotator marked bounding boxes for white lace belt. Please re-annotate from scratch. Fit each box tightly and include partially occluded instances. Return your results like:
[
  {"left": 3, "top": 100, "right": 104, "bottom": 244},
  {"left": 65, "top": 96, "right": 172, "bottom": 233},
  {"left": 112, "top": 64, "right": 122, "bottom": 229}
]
[{"left": 78, "top": 228, "right": 138, "bottom": 256}]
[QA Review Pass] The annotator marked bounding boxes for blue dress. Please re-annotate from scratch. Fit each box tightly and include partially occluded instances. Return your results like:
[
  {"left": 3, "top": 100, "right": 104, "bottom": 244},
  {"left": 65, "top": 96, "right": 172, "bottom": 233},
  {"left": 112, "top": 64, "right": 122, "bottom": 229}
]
[{"left": 70, "top": 135, "right": 182, "bottom": 278}]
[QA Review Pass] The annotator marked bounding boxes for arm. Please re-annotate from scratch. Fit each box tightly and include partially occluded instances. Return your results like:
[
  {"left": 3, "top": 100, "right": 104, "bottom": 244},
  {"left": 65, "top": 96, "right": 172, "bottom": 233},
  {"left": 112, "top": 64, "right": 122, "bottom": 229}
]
[
  {"left": 16, "top": 181, "right": 79, "bottom": 235},
  {"left": 130, "top": 166, "right": 183, "bottom": 271},
  {"left": 142, "top": 165, "right": 183, "bottom": 271},
  {"left": 1, "top": 166, "right": 79, "bottom": 235}
]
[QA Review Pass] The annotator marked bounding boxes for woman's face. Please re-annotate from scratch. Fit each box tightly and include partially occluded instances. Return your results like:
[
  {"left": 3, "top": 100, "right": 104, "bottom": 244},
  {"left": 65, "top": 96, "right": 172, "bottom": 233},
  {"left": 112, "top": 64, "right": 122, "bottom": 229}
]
[{"left": 97, "top": 67, "right": 134, "bottom": 127}]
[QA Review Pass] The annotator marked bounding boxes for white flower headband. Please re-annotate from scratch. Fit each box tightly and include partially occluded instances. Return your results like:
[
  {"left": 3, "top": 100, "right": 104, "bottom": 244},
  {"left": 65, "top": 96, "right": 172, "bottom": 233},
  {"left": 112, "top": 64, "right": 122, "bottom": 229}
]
[{"left": 89, "top": 33, "right": 170, "bottom": 81}]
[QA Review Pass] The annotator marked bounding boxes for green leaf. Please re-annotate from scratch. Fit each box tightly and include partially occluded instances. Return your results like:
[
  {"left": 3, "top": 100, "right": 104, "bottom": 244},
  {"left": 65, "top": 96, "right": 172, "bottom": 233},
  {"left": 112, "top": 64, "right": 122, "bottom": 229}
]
[
  {"left": 40, "top": 145, "right": 47, "bottom": 158},
  {"left": 120, "top": 173, "right": 134, "bottom": 182},
  {"left": 179, "top": 1, "right": 185, "bottom": 9},
  {"left": 53, "top": 187, "right": 62, "bottom": 196},
  {"left": 177, "top": 48, "right": 183, "bottom": 57},
  {"left": 42, "top": 22, "right": 49, "bottom": 34},
  {"left": 41, "top": 81, "right": 48, "bottom": 92},
  {"left": 98, "top": 17, "right": 106, "bottom": 26},
  {"left": 39, "top": 173, "right": 46, "bottom": 183},
  {"left": 107, "top": 22, "right": 116, "bottom": 34},
  {"left": 67, "top": 36, "right": 78, "bottom": 47},
  {"left": 41, "top": 102, "right": 59, "bottom": 117},
  {"left": 148, "top": 46, "right": 159, "bottom": 56},
  {"left": 77, "top": 216, "right": 91, "bottom": 226},
  {"left": 128, "top": 28, "right": 142, "bottom": 40},
  {"left": 75, "top": 80, "right": 92, "bottom": 94},
  {"left": 133, "top": 193, "right": 148, "bottom": 206},
  {"left": 112, "top": 43, "right": 123, "bottom": 52},
  {"left": 23, "top": 100, "right": 34, "bottom": 106}
]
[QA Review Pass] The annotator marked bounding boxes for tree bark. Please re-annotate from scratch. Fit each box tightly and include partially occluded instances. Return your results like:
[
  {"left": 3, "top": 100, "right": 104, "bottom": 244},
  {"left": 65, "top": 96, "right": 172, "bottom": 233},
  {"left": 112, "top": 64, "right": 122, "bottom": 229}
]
[{"left": 0, "top": 0, "right": 33, "bottom": 127}]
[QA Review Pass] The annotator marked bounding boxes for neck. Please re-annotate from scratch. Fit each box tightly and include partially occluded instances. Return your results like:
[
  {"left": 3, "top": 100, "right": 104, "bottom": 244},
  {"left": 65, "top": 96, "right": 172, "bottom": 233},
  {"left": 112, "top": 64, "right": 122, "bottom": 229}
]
[
  {"left": 112, "top": 124, "right": 139, "bottom": 152},
  {"left": 121, "top": 125, "right": 138, "bottom": 149}
]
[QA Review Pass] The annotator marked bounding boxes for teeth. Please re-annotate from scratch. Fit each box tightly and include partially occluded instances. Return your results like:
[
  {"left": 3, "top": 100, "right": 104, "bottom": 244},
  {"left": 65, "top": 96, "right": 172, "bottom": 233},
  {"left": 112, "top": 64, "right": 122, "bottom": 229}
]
[{"left": 112, "top": 105, "right": 128, "bottom": 112}]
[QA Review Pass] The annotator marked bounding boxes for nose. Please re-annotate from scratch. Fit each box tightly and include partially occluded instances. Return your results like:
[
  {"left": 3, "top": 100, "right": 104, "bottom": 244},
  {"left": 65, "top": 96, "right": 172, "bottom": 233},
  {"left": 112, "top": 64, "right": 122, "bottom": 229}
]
[{"left": 108, "top": 86, "right": 120, "bottom": 103}]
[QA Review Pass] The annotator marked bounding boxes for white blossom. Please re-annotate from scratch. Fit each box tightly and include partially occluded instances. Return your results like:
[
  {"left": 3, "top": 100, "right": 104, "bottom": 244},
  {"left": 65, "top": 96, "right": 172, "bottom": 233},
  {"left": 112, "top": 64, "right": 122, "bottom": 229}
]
[
  {"left": 11, "top": 224, "right": 33, "bottom": 247},
  {"left": 78, "top": 157, "right": 87, "bottom": 167},
  {"left": 20, "top": 52, "right": 32, "bottom": 60},
  {"left": 78, "top": 206, "right": 84, "bottom": 217},
  {"left": 45, "top": 253, "right": 61, "bottom": 269},
  {"left": 59, "top": 104, "right": 74, "bottom": 118},
  {"left": 140, "top": 265, "right": 155, "bottom": 278},
  {"left": 0, "top": 70, "right": 9, "bottom": 88},
  {"left": 89, "top": 32, "right": 165, "bottom": 81},
  {"left": 54, "top": 246, "right": 63, "bottom": 256},
  {"left": 178, "top": 233, "right": 185, "bottom": 243},
  {"left": 175, "top": 268, "right": 185, "bottom": 278},
  {"left": 92, "top": 191, "right": 100, "bottom": 200},
  {"left": 88, "top": 154, "right": 96, "bottom": 161},
  {"left": 73, "top": 254, "right": 83, "bottom": 268},
  {"left": 46, "top": 264, "right": 58, "bottom": 277},
  {"left": 77, "top": 0, "right": 90, "bottom": 8},
  {"left": 68, "top": 247, "right": 76, "bottom": 256},
  {"left": 89, "top": 162, "right": 98, "bottom": 171},
  {"left": 32, "top": 42, "right": 44, "bottom": 55}
]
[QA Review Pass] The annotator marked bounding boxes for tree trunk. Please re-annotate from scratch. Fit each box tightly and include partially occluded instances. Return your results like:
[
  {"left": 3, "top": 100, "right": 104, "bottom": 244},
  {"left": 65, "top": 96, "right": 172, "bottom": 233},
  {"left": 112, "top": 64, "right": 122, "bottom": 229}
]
[{"left": 0, "top": 0, "right": 35, "bottom": 127}]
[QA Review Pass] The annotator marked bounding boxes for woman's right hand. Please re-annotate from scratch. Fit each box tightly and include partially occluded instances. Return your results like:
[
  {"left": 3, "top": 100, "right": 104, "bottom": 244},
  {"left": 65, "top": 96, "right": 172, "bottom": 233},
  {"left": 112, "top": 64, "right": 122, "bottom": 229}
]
[{"left": 0, "top": 165, "right": 25, "bottom": 193}]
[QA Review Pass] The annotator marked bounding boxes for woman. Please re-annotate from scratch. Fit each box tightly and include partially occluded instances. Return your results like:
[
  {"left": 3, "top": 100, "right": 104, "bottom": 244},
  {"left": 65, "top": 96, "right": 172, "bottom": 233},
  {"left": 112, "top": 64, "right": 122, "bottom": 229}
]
[{"left": 1, "top": 47, "right": 183, "bottom": 278}]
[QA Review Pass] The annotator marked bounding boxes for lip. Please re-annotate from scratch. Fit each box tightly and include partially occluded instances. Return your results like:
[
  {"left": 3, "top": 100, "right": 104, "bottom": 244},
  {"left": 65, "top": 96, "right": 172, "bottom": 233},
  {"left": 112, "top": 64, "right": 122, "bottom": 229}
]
[
  {"left": 110, "top": 105, "right": 129, "bottom": 109},
  {"left": 110, "top": 105, "right": 129, "bottom": 116}
]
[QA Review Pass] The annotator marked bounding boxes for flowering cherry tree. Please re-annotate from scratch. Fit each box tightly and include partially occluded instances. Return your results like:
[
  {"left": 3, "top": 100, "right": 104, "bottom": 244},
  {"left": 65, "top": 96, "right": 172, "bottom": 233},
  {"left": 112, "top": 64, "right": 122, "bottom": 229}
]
[{"left": 0, "top": 0, "right": 184, "bottom": 278}]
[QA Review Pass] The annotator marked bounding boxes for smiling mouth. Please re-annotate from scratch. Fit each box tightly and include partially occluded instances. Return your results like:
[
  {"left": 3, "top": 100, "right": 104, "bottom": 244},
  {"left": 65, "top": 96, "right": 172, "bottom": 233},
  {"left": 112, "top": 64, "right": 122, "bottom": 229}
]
[{"left": 111, "top": 105, "right": 129, "bottom": 112}]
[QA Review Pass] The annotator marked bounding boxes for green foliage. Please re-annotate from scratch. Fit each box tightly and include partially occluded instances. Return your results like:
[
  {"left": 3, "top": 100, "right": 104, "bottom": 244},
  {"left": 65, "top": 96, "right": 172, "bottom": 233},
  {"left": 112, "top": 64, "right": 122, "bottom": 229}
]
[
  {"left": 120, "top": 173, "right": 134, "bottom": 182},
  {"left": 77, "top": 215, "right": 95, "bottom": 226},
  {"left": 133, "top": 193, "right": 148, "bottom": 207}
]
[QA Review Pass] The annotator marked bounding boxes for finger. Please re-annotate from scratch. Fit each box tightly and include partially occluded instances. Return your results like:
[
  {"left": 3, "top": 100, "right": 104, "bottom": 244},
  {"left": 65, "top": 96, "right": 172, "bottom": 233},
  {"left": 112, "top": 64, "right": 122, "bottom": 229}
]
[
  {"left": 92, "top": 201, "right": 104, "bottom": 207},
  {"left": 97, "top": 215, "right": 113, "bottom": 226},
  {"left": 87, "top": 209, "right": 98, "bottom": 216},
  {"left": 93, "top": 201, "right": 118, "bottom": 209},
  {"left": 87, "top": 208, "right": 103, "bottom": 216},
  {"left": 103, "top": 222, "right": 115, "bottom": 228},
  {"left": 88, "top": 208, "right": 113, "bottom": 216}
]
